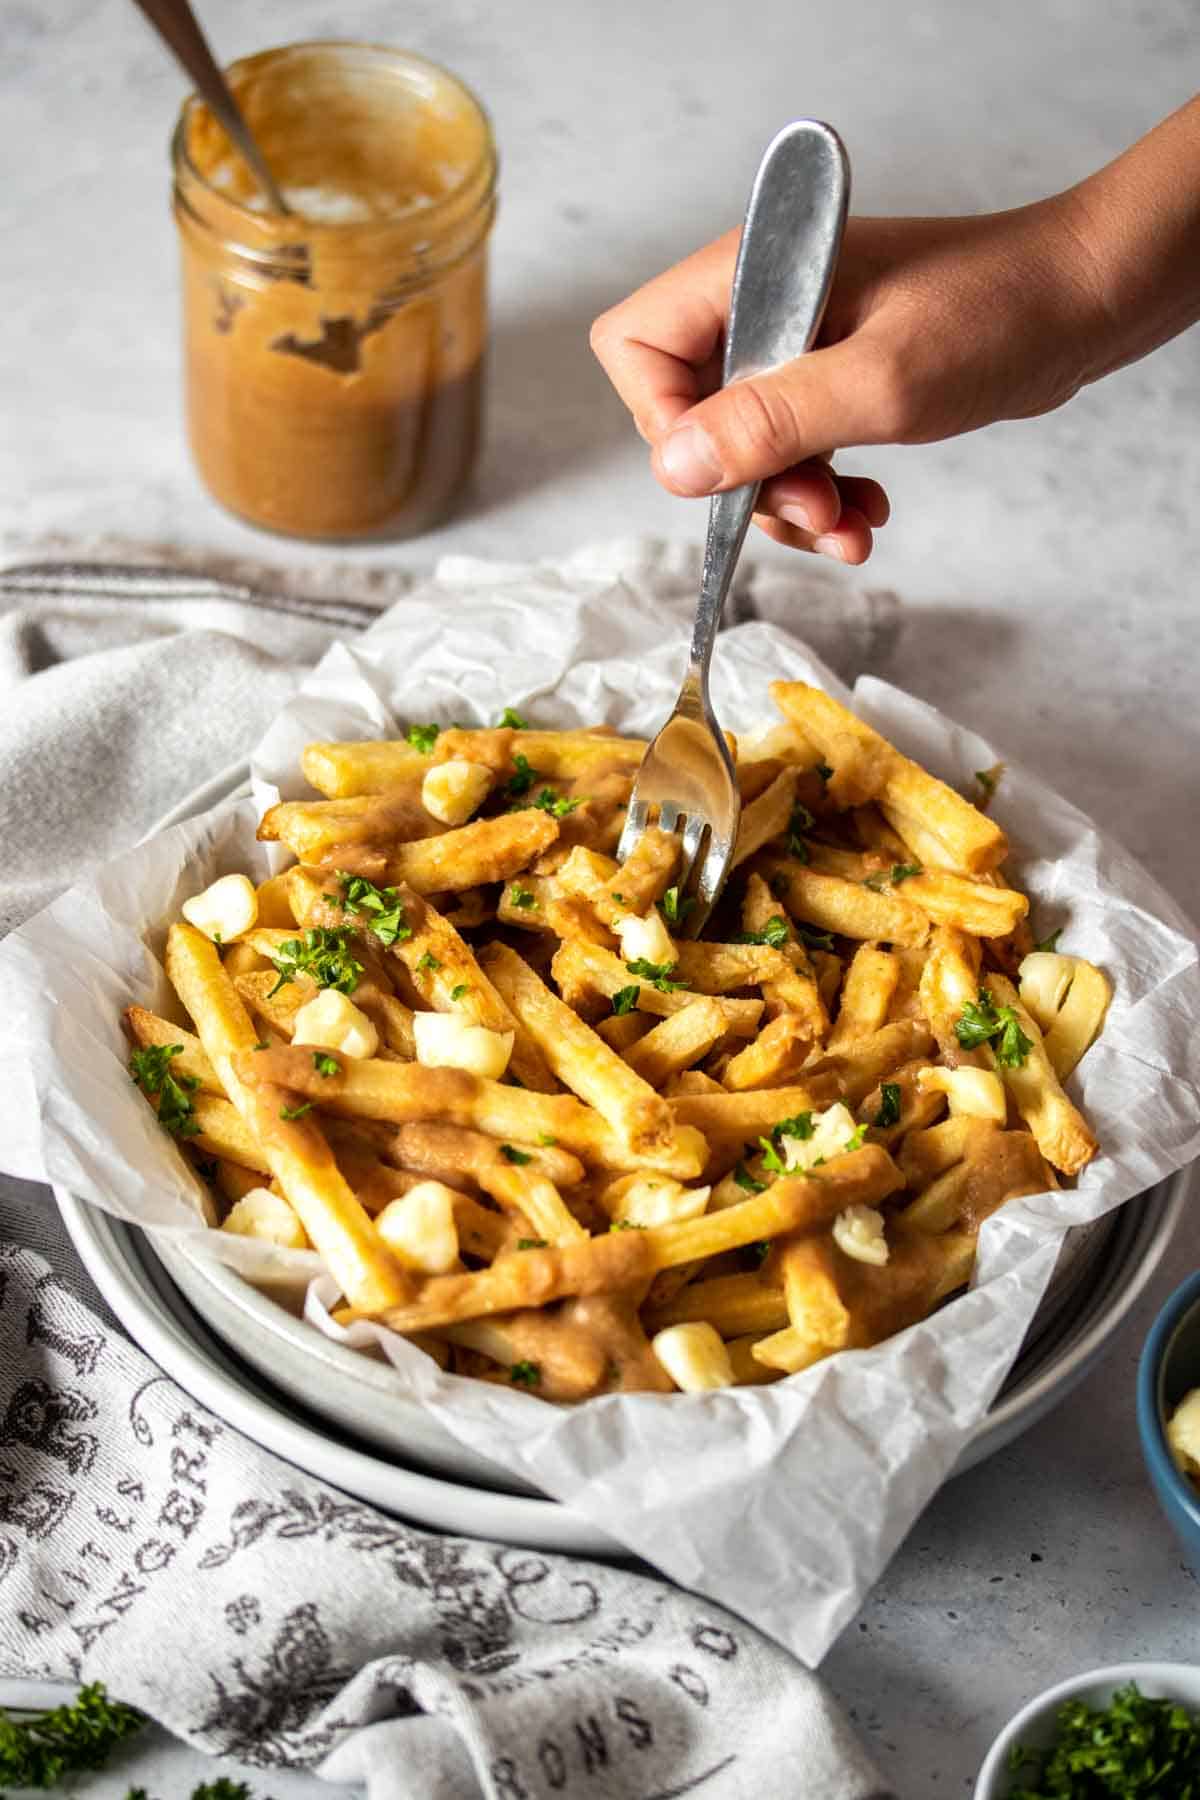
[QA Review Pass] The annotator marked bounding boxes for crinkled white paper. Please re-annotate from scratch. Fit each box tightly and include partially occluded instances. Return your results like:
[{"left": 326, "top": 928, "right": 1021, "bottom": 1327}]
[{"left": 2, "top": 544, "right": 1198, "bottom": 1667}]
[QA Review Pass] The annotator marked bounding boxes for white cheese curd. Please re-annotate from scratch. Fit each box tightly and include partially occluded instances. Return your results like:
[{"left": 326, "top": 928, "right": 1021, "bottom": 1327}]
[
  {"left": 292, "top": 989, "right": 379, "bottom": 1060},
  {"left": 780, "top": 1102, "right": 862, "bottom": 1172},
  {"left": 651, "top": 1322, "right": 734, "bottom": 1392},
  {"left": 413, "top": 1011, "right": 514, "bottom": 1080},
  {"left": 421, "top": 757, "right": 492, "bottom": 826},
  {"left": 832, "top": 1204, "right": 889, "bottom": 1266},
  {"left": 609, "top": 1175, "right": 711, "bottom": 1229},
  {"left": 1017, "top": 951, "right": 1077, "bottom": 1030},
  {"left": 221, "top": 1187, "right": 308, "bottom": 1249},
  {"left": 1167, "top": 1388, "right": 1200, "bottom": 1481},
  {"left": 615, "top": 910, "right": 676, "bottom": 967},
  {"left": 917, "top": 1065, "right": 1007, "bottom": 1121},
  {"left": 375, "top": 1182, "right": 460, "bottom": 1274},
  {"left": 181, "top": 873, "right": 258, "bottom": 945}
]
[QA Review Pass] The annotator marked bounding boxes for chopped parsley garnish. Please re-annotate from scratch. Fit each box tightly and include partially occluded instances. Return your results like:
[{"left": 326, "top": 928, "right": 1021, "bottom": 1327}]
[
  {"left": 733, "top": 1163, "right": 767, "bottom": 1194},
  {"left": 794, "top": 922, "right": 835, "bottom": 951},
  {"left": 280, "top": 1101, "right": 314, "bottom": 1121},
  {"left": 815, "top": 761, "right": 833, "bottom": 783},
  {"left": 611, "top": 984, "right": 641, "bottom": 1015},
  {"left": 530, "top": 785, "right": 583, "bottom": 818},
  {"left": 503, "top": 752, "right": 537, "bottom": 801},
  {"left": 1033, "top": 927, "right": 1063, "bottom": 954},
  {"left": 842, "top": 1123, "right": 868, "bottom": 1153},
  {"left": 312, "top": 1052, "right": 340, "bottom": 1077},
  {"left": 746, "top": 1240, "right": 771, "bottom": 1267},
  {"left": 268, "top": 926, "right": 364, "bottom": 997},
  {"left": 450, "top": 982, "right": 471, "bottom": 1001},
  {"left": 254, "top": 1038, "right": 270, "bottom": 1051},
  {"left": 500, "top": 1144, "right": 532, "bottom": 1164},
  {"left": 416, "top": 951, "right": 441, "bottom": 973},
  {"left": 129, "top": 1043, "right": 199, "bottom": 1139},
  {"left": 975, "top": 766, "right": 999, "bottom": 798},
  {"left": 508, "top": 884, "right": 537, "bottom": 910},
  {"left": 758, "top": 1136, "right": 787, "bottom": 1174},
  {"left": 336, "top": 873, "right": 412, "bottom": 946},
  {"left": 625, "top": 957, "right": 687, "bottom": 993},
  {"left": 875, "top": 1082, "right": 902, "bottom": 1128},
  {"left": 537, "top": 1132, "right": 557, "bottom": 1146},
  {"left": 787, "top": 803, "right": 815, "bottom": 858},
  {"left": 772, "top": 1111, "right": 814, "bottom": 1142},
  {"left": 509, "top": 1360, "right": 541, "bottom": 1385},
  {"left": 733, "top": 915, "right": 790, "bottom": 948},
  {"left": 517, "top": 1237, "right": 548, "bottom": 1250},
  {"left": 955, "top": 987, "right": 1033, "bottom": 1067},
  {"left": 497, "top": 707, "right": 530, "bottom": 730},
  {"left": 659, "top": 885, "right": 696, "bottom": 927},
  {"left": 1005, "top": 1681, "right": 1200, "bottom": 1798},
  {"left": 612, "top": 891, "right": 626, "bottom": 905},
  {"left": 609, "top": 1219, "right": 646, "bottom": 1231},
  {"left": 406, "top": 722, "right": 440, "bottom": 753},
  {"left": 0, "top": 1680, "right": 144, "bottom": 1789},
  {"left": 864, "top": 861, "right": 923, "bottom": 892}
]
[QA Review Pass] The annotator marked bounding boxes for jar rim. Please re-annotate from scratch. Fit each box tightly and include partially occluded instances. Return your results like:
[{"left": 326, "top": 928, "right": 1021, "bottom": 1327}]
[{"left": 170, "top": 38, "right": 497, "bottom": 240}]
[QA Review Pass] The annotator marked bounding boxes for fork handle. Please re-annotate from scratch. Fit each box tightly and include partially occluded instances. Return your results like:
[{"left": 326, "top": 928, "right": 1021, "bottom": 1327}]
[{"left": 687, "top": 119, "right": 851, "bottom": 688}]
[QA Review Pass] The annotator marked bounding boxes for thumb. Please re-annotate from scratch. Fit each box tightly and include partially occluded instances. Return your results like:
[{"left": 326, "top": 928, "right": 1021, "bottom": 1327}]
[{"left": 651, "top": 337, "right": 895, "bottom": 496}]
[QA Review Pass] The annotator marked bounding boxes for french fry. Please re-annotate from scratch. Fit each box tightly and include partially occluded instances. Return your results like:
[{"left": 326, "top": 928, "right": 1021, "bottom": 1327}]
[
  {"left": 838, "top": 1231, "right": 978, "bottom": 1343},
  {"left": 255, "top": 872, "right": 301, "bottom": 927},
  {"left": 234, "top": 969, "right": 314, "bottom": 1038},
  {"left": 231, "top": 1043, "right": 709, "bottom": 1179},
  {"left": 918, "top": 926, "right": 985, "bottom": 1062},
  {"left": 301, "top": 739, "right": 430, "bottom": 797},
  {"left": 623, "top": 1000, "right": 729, "bottom": 1089},
  {"left": 643, "top": 1272, "right": 789, "bottom": 1337},
  {"left": 221, "top": 941, "right": 271, "bottom": 981},
  {"left": 210, "top": 1157, "right": 266, "bottom": 1206},
  {"left": 258, "top": 791, "right": 433, "bottom": 861},
  {"left": 557, "top": 828, "right": 679, "bottom": 927},
  {"left": 360, "top": 1228, "right": 654, "bottom": 1332},
  {"left": 801, "top": 1020, "right": 937, "bottom": 1105},
  {"left": 387, "top": 1120, "right": 585, "bottom": 1245},
  {"left": 481, "top": 941, "right": 673, "bottom": 1153},
  {"left": 165, "top": 923, "right": 412, "bottom": 1312},
  {"left": 741, "top": 872, "right": 828, "bottom": 1038},
  {"left": 826, "top": 946, "right": 899, "bottom": 1051},
  {"left": 380, "top": 811, "right": 559, "bottom": 894},
  {"left": 896, "top": 869, "right": 1029, "bottom": 939},
  {"left": 551, "top": 940, "right": 763, "bottom": 1038},
  {"left": 721, "top": 1014, "right": 816, "bottom": 1092},
  {"left": 669, "top": 940, "right": 793, "bottom": 994},
  {"left": 984, "top": 975, "right": 1099, "bottom": 1175},
  {"left": 753, "top": 1236, "right": 849, "bottom": 1372},
  {"left": 124, "top": 1006, "right": 221, "bottom": 1093},
  {"left": 770, "top": 681, "right": 1007, "bottom": 875},
  {"left": 187, "top": 1093, "right": 272, "bottom": 1173},
  {"left": 896, "top": 1116, "right": 995, "bottom": 1190},
  {"left": 640, "top": 1146, "right": 904, "bottom": 1270},
  {"left": 731, "top": 769, "right": 798, "bottom": 869},
  {"left": 388, "top": 888, "right": 558, "bottom": 1093},
  {"left": 597, "top": 1011, "right": 654, "bottom": 1054},
  {"left": 758, "top": 856, "right": 930, "bottom": 947},
  {"left": 725, "top": 1334, "right": 787, "bottom": 1385}
]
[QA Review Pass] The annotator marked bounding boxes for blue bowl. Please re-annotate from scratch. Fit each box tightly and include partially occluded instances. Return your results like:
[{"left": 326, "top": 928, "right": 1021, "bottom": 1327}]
[{"left": 1137, "top": 1270, "right": 1200, "bottom": 1565}]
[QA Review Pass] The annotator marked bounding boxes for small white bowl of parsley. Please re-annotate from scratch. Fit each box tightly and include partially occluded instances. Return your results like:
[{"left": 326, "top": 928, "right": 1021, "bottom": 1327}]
[{"left": 974, "top": 1664, "right": 1200, "bottom": 1797}]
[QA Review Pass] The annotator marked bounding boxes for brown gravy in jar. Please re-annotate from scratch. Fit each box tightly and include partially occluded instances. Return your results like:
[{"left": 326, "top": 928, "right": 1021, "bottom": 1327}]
[{"left": 171, "top": 43, "right": 496, "bottom": 540}]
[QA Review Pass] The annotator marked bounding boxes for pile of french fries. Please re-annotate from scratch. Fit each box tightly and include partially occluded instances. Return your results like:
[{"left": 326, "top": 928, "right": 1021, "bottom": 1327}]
[{"left": 125, "top": 682, "right": 1112, "bottom": 1403}]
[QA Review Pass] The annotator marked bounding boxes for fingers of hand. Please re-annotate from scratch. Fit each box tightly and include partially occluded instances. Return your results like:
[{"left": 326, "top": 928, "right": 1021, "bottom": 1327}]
[{"left": 753, "top": 502, "right": 876, "bottom": 566}]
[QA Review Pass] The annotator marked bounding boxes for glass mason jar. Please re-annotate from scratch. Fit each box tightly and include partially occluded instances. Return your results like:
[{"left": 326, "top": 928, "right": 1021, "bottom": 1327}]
[{"left": 171, "top": 42, "right": 497, "bottom": 541}]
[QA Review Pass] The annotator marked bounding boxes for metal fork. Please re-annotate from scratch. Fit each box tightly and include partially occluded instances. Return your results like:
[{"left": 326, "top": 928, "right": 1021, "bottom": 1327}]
[{"left": 616, "top": 120, "right": 850, "bottom": 934}]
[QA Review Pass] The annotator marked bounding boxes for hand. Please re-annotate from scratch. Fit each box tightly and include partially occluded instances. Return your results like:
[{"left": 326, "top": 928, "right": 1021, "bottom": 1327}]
[{"left": 590, "top": 195, "right": 1106, "bottom": 564}]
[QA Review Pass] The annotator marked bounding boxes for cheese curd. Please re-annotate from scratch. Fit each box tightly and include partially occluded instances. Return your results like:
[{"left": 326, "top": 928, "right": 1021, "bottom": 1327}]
[
  {"left": 292, "top": 989, "right": 379, "bottom": 1060},
  {"left": 917, "top": 1065, "right": 1007, "bottom": 1122},
  {"left": 221, "top": 1187, "right": 309, "bottom": 1249},
  {"left": 832, "top": 1203, "right": 889, "bottom": 1266},
  {"left": 413, "top": 1010, "right": 514, "bottom": 1079},
  {"left": 181, "top": 873, "right": 258, "bottom": 945},
  {"left": 651, "top": 1322, "right": 734, "bottom": 1393},
  {"left": 606, "top": 1174, "right": 711, "bottom": 1229},
  {"left": 375, "top": 1181, "right": 460, "bottom": 1274},
  {"left": 615, "top": 910, "right": 676, "bottom": 967},
  {"left": 779, "top": 1103, "right": 862, "bottom": 1172},
  {"left": 421, "top": 757, "right": 492, "bottom": 826}
]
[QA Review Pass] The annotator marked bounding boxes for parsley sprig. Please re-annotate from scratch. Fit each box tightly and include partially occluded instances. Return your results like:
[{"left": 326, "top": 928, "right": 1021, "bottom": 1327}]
[
  {"left": 336, "top": 872, "right": 412, "bottom": 946},
  {"left": 268, "top": 927, "right": 363, "bottom": 997},
  {"left": 732, "top": 915, "right": 790, "bottom": 949},
  {"left": 658, "top": 885, "right": 696, "bottom": 927},
  {"left": 1006, "top": 1681, "right": 1200, "bottom": 1798},
  {"left": 625, "top": 958, "right": 687, "bottom": 993},
  {"left": 864, "top": 861, "right": 923, "bottom": 892},
  {"left": 787, "top": 802, "right": 814, "bottom": 859},
  {"left": 405, "top": 722, "right": 440, "bottom": 753},
  {"left": 0, "top": 1681, "right": 144, "bottom": 1789},
  {"left": 611, "top": 984, "right": 641, "bottom": 1015},
  {"left": 510, "top": 1360, "right": 541, "bottom": 1386},
  {"left": 497, "top": 707, "right": 530, "bottom": 730},
  {"left": 874, "top": 1081, "right": 902, "bottom": 1128},
  {"left": 130, "top": 1044, "right": 199, "bottom": 1138},
  {"left": 955, "top": 987, "right": 1033, "bottom": 1067}
]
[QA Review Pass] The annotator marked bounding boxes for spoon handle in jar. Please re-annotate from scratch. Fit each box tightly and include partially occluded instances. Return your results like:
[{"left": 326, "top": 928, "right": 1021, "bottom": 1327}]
[{"left": 129, "top": 0, "right": 292, "bottom": 215}]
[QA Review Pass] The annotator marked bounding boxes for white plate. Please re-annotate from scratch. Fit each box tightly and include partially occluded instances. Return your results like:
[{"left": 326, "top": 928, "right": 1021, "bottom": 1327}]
[{"left": 59, "top": 1188, "right": 621, "bottom": 1557}]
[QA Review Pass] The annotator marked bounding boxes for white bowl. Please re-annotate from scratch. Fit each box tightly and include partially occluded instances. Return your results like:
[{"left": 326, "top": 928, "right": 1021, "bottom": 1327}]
[{"left": 974, "top": 1662, "right": 1200, "bottom": 1798}]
